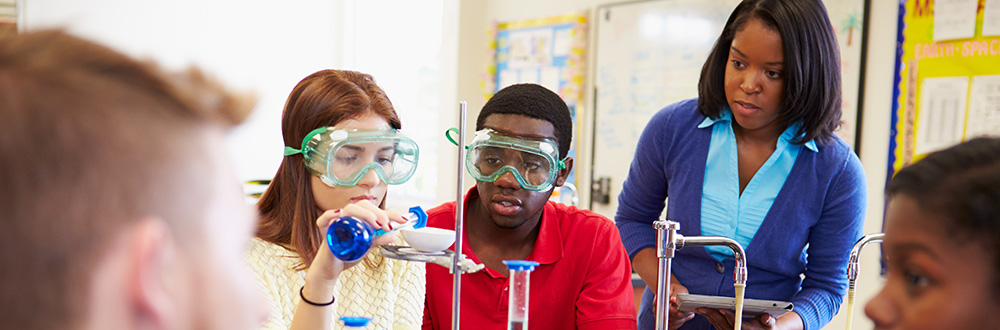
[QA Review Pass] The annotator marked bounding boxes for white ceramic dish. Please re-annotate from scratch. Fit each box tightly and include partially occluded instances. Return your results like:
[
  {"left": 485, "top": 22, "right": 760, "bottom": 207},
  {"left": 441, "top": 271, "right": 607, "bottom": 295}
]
[{"left": 401, "top": 227, "right": 456, "bottom": 253}]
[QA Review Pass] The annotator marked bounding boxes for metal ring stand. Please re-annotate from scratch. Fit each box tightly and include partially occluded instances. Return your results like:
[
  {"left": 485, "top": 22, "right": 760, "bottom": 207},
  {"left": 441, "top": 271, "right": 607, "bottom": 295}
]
[
  {"left": 381, "top": 246, "right": 485, "bottom": 274},
  {"left": 380, "top": 101, "right": 479, "bottom": 330}
]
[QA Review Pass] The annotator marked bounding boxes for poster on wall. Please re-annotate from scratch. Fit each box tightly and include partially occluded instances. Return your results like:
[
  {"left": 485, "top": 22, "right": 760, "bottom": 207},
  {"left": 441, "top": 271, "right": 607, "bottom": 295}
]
[
  {"left": 890, "top": 0, "right": 1000, "bottom": 183},
  {"left": 487, "top": 11, "right": 588, "bottom": 204},
  {"left": 825, "top": 0, "right": 870, "bottom": 150}
]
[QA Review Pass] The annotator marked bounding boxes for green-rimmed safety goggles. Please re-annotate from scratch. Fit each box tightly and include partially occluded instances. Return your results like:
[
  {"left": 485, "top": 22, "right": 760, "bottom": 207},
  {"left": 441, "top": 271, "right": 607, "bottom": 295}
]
[
  {"left": 448, "top": 128, "right": 566, "bottom": 191},
  {"left": 285, "top": 127, "right": 419, "bottom": 187}
]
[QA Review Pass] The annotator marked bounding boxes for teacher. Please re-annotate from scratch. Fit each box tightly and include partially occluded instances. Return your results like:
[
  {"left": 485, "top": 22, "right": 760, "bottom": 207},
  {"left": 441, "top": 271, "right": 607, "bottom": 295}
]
[{"left": 616, "top": 1, "right": 866, "bottom": 329}]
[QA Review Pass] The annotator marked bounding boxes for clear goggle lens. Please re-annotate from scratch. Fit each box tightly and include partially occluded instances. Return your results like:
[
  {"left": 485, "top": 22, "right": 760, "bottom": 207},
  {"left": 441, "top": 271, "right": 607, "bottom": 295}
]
[
  {"left": 299, "top": 127, "right": 419, "bottom": 187},
  {"left": 461, "top": 129, "right": 564, "bottom": 191}
]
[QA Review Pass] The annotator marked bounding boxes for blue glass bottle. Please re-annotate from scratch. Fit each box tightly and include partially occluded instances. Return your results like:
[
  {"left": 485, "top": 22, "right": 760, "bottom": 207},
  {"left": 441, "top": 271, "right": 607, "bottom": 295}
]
[{"left": 326, "top": 206, "right": 427, "bottom": 261}]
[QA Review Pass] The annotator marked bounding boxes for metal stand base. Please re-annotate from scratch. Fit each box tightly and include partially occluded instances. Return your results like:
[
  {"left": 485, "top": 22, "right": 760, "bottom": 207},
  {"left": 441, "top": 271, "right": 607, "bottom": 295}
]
[{"left": 381, "top": 246, "right": 485, "bottom": 274}]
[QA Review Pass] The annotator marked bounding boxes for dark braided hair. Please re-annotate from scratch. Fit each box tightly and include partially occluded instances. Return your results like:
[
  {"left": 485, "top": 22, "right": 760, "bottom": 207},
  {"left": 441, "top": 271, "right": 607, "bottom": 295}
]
[
  {"left": 888, "top": 137, "right": 1000, "bottom": 297},
  {"left": 476, "top": 83, "right": 573, "bottom": 158}
]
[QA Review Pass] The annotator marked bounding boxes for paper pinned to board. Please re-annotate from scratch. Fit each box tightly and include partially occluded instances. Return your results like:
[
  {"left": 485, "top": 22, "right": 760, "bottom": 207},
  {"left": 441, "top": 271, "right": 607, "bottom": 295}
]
[
  {"left": 498, "top": 69, "right": 518, "bottom": 90},
  {"left": 553, "top": 28, "right": 572, "bottom": 57},
  {"left": 519, "top": 69, "right": 540, "bottom": 85},
  {"left": 916, "top": 76, "right": 969, "bottom": 155},
  {"left": 984, "top": 0, "right": 1000, "bottom": 37},
  {"left": 933, "top": 0, "right": 978, "bottom": 41},
  {"left": 539, "top": 67, "right": 561, "bottom": 94},
  {"left": 966, "top": 75, "right": 1000, "bottom": 138}
]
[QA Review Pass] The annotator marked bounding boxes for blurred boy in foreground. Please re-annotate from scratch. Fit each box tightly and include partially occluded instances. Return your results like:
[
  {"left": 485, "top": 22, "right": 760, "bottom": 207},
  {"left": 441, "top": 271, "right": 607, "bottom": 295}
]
[{"left": 0, "top": 30, "right": 267, "bottom": 330}]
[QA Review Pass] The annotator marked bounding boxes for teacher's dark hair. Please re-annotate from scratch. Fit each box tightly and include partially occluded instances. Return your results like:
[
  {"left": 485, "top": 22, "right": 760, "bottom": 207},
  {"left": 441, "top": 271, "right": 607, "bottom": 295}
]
[
  {"left": 888, "top": 137, "right": 1000, "bottom": 297},
  {"left": 698, "top": 0, "right": 841, "bottom": 145}
]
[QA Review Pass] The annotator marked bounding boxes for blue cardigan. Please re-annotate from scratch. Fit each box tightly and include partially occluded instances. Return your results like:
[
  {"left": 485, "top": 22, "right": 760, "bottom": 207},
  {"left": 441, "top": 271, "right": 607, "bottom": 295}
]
[{"left": 616, "top": 98, "right": 866, "bottom": 330}]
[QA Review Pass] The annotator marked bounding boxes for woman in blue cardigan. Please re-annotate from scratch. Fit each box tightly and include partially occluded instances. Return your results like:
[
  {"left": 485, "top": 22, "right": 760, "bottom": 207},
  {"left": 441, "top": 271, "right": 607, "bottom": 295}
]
[{"left": 616, "top": 1, "right": 866, "bottom": 330}]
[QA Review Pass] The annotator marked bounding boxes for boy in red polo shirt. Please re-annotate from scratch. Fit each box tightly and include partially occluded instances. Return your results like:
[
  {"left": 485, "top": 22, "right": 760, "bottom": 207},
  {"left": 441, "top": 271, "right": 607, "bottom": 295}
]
[{"left": 422, "top": 83, "right": 636, "bottom": 329}]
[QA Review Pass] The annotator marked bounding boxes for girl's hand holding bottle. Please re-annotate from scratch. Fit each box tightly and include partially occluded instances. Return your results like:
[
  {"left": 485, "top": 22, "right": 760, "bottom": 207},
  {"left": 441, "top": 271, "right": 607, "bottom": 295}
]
[{"left": 303, "top": 200, "right": 405, "bottom": 298}]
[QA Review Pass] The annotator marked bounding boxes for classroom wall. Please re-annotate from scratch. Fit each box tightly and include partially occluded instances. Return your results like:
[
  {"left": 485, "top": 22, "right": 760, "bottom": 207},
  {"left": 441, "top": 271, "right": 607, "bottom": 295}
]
[
  {"left": 453, "top": 0, "right": 489, "bottom": 197},
  {"left": 21, "top": 0, "right": 344, "bottom": 185},
  {"left": 22, "top": 0, "right": 462, "bottom": 209},
  {"left": 21, "top": 0, "right": 382, "bottom": 203},
  {"left": 456, "top": 0, "right": 610, "bottom": 202},
  {"left": 851, "top": 1, "right": 898, "bottom": 330},
  {"left": 458, "top": 1, "right": 899, "bottom": 329}
]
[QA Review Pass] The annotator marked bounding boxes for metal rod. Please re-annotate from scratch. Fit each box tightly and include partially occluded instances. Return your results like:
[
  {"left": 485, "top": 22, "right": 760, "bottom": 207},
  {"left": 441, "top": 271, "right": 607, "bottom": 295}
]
[
  {"left": 653, "top": 220, "right": 677, "bottom": 330},
  {"left": 653, "top": 221, "right": 749, "bottom": 330},
  {"left": 452, "top": 101, "right": 467, "bottom": 330},
  {"left": 682, "top": 236, "right": 748, "bottom": 285},
  {"left": 655, "top": 256, "right": 671, "bottom": 329},
  {"left": 847, "top": 233, "right": 884, "bottom": 290}
]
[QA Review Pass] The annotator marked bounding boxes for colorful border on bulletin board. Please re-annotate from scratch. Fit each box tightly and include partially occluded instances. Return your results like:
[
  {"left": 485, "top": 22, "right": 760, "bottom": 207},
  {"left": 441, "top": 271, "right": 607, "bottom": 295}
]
[{"left": 889, "top": 0, "right": 1000, "bottom": 187}]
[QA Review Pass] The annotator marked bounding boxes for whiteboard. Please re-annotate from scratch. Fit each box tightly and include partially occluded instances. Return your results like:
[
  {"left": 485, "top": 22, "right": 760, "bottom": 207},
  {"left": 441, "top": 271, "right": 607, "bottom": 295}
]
[
  {"left": 590, "top": 0, "right": 737, "bottom": 218},
  {"left": 588, "top": 0, "right": 867, "bottom": 219}
]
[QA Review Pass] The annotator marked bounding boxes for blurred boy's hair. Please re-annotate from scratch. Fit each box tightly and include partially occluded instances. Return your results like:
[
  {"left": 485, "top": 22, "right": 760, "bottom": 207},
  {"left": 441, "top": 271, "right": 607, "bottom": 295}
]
[{"left": 0, "top": 30, "right": 254, "bottom": 329}]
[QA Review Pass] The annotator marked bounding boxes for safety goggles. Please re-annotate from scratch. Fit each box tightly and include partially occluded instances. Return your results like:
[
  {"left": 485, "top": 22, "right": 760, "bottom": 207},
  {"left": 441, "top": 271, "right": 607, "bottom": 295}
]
[
  {"left": 285, "top": 127, "right": 419, "bottom": 187},
  {"left": 450, "top": 128, "right": 566, "bottom": 191}
]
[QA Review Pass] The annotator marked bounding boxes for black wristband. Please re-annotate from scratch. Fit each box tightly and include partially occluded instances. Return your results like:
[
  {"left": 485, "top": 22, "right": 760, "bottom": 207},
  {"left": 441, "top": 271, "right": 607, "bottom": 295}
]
[{"left": 299, "top": 285, "right": 335, "bottom": 306}]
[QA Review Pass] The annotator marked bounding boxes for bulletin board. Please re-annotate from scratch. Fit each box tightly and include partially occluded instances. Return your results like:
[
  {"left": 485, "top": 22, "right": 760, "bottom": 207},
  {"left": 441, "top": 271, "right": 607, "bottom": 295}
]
[
  {"left": 487, "top": 12, "right": 589, "bottom": 197},
  {"left": 889, "top": 0, "right": 1000, "bottom": 184},
  {"left": 488, "top": 12, "right": 588, "bottom": 106},
  {"left": 588, "top": 0, "right": 870, "bottom": 217}
]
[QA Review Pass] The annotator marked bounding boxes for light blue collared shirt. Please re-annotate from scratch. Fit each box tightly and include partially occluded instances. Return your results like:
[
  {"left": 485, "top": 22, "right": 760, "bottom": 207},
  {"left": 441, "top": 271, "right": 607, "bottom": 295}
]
[{"left": 698, "top": 107, "right": 818, "bottom": 260}]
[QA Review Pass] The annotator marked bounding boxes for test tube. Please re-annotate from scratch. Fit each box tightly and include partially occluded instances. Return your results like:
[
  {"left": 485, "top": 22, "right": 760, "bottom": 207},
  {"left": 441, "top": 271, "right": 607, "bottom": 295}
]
[{"left": 503, "top": 260, "right": 539, "bottom": 330}]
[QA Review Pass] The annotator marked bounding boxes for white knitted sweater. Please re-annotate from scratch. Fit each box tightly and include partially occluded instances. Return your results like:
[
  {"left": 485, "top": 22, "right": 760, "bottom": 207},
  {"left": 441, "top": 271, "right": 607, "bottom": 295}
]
[{"left": 246, "top": 237, "right": 425, "bottom": 330}]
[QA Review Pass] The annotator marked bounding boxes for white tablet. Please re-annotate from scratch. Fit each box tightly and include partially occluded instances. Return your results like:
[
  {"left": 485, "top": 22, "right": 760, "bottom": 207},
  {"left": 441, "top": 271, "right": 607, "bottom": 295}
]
[{"left": 675, "top": 293, "right": 793, "bottom": 319}]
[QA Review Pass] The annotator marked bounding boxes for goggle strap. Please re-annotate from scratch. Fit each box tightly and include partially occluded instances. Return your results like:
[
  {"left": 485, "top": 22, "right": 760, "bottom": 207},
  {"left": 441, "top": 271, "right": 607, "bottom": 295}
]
[
  {"left": 284, "top": 127, "right": 329, "bottom": 157},
  {"left": 445, "top": 128, "right": 469, "bottom": 149},
  {"left": 283, "top": 146, "right": 302, "bottom": 156}
]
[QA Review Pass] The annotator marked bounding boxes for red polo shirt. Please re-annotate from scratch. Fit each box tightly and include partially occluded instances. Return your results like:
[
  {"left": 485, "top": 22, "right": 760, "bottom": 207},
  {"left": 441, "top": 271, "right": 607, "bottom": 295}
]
[{"left": 422, "top": 188, "right": 636, "bottom": 330}]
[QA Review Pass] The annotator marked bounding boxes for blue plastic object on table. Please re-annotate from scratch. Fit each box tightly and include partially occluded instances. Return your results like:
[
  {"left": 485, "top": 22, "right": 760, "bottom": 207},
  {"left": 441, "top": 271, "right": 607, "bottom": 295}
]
[{"left": 339, "top": 316, "right": 372, "bottom": 328}]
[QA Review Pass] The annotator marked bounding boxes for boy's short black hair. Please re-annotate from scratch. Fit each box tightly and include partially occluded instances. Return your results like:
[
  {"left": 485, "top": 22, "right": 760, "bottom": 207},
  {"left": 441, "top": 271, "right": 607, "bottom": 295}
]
[
  {"left": 889, "top": 137, "right": 1000, "bottom": 298},
  {"left": 698, "top": 0, "right": 842, "bottom": 145},
  {"left": 476, "top": 83, "right": 573, "bottom": 158}
]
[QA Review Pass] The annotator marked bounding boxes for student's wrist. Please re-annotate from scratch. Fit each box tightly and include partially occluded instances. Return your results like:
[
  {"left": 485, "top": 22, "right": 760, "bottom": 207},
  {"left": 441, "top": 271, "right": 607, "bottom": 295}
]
[
  {"left": 308, "top": 245, "right": 345, "bottom": 281},
  {"left": 304, "top": 263, "right": 340, "bottom": 284},
  {"left": 304, "top": 257, "right": 340, "bottom": 287},
  {"left": 299, "top": 285, "right": 335, "bottom": 306},
  {"left": 301, "top": 277, "right": 338, "bottom": 303}
]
